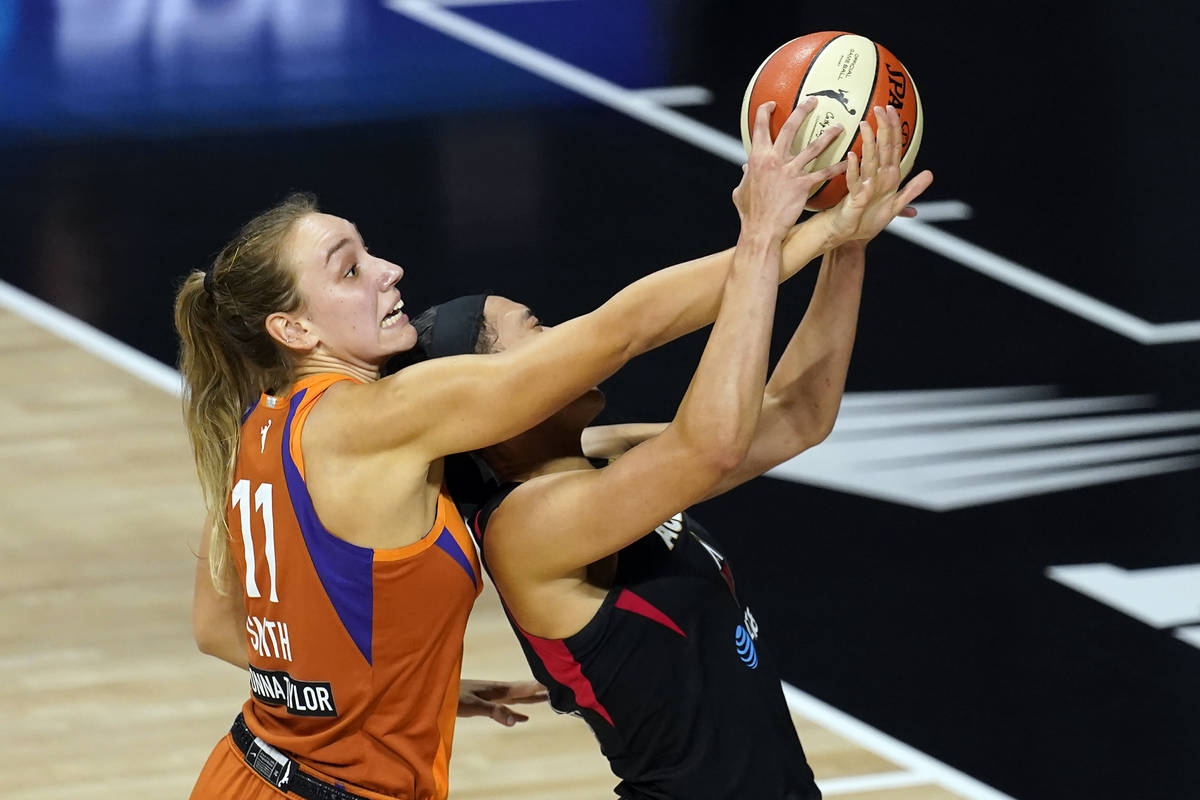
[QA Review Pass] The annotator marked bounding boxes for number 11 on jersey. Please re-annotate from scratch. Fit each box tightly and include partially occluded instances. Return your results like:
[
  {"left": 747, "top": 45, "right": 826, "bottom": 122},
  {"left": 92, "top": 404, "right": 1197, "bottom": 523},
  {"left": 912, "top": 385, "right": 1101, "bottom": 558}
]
[{"left": 232, "top": 479, "right": 279, "bottom": 602}]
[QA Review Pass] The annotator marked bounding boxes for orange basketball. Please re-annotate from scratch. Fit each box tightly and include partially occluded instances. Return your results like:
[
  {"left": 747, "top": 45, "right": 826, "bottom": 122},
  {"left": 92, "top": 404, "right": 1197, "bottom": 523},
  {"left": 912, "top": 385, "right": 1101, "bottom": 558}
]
[{"left": 740, "top": 32, "right": 924, "bottom": 211}]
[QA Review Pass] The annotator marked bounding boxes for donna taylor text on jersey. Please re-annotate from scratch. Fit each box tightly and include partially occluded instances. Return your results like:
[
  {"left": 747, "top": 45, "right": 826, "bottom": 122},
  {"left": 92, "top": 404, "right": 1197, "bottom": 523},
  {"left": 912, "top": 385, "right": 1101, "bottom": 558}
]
[{"left": 249, "top": 664, "right": 338, "bottom": 717}]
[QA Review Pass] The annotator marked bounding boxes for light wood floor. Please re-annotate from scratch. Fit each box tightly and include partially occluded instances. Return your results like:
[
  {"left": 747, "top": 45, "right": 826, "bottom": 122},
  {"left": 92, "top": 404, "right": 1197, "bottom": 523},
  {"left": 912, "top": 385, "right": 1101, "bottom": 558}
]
[{"left": 0, "top": 302, "right": 972, "bottom": 800}]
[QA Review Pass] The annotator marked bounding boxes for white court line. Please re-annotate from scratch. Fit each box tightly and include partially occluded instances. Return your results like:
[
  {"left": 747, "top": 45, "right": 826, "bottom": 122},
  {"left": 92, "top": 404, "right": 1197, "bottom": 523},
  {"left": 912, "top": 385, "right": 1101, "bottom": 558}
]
[
  {"left": 783, "top": 682, "right": 1018, "bottom": 800},
  {"left": 819, "top": 770, "right": 930, "bottom": 795},
  {"left": 385, "top": 0, "right": 1200, "bottom": 344},
  {"left": 630, "top": 85, "right": 714, "bottom": 107},
  {"left": 0, "top": 279, "right": 181, "bottom": 396},
  {"left": 908, "top": 199, "right": 973, "bottom": 222}
]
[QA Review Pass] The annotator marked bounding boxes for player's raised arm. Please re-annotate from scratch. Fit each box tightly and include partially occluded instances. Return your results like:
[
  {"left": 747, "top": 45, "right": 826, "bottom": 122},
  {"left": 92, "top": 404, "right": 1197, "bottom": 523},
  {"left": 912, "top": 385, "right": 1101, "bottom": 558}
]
[
  {"left": 705, "top": 105, "right": 934, "bottom": 497},
  {"left": 483, "top": 100, "right": 838, "bottom": 578}
]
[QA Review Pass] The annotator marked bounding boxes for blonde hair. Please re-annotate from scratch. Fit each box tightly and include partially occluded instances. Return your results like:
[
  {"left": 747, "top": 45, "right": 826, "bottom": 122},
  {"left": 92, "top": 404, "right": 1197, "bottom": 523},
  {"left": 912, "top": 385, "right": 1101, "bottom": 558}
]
[{"left": 174, "top": 192, "right": 317, "bottom": 591}]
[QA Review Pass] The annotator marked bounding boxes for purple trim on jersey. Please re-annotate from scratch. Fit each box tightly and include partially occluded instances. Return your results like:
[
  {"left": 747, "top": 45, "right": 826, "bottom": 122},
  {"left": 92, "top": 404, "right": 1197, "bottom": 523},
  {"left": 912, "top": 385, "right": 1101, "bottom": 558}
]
[
  {"left": 280, "top": 389, "right": 374, "bottom": 665},
  {"left": 615, "top": 589, "right": 686, "bottom": 638},
  {"left": 241, "top": 399, "right": 260, "bottom": 424},
  {"left": 434, "top": 526, "right": 477, "bottom": 589}
]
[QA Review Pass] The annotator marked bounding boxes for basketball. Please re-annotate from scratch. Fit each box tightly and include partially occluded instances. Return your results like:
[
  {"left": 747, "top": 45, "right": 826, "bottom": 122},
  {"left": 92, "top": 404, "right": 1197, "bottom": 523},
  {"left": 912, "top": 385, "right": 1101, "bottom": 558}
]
[{"left": 740, "top": 31, "right": 924, "bottom": 211}]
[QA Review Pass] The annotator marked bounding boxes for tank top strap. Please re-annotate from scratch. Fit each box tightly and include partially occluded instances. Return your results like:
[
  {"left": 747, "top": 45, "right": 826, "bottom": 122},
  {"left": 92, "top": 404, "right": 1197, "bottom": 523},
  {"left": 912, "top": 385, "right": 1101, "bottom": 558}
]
[{"left": 283, "top": 374, "right": 359, "bottom": 480}]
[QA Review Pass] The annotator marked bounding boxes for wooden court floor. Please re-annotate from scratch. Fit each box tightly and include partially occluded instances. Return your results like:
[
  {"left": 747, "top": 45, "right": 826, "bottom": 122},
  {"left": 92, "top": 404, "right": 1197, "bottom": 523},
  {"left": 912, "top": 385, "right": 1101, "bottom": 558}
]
[{"left": 0, "top": 302, "right": 969, "bottom": 799}]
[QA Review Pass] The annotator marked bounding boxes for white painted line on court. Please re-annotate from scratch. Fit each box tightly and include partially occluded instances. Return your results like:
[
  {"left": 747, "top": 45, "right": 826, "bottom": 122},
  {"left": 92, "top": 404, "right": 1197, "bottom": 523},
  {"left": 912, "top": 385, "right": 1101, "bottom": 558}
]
[
  {"left": 783, "top": 682, "right": 1018, "bottom": 800},
  {"left": 630, "top": 85, "right": 714, "bottom": 106},
  {"left": 885, "top": 217, "right": 1161, "bottom": 344},
  {"left": 0, "top": 279, "right": 182, "bottom": 397},
  {"left": 385, "top": 0, "right": 1200, "bottom": 344},
  {"left": 908, "top": 199, "right": 973, "bottom": 221},
  {"left": 819, "top": 769, "right": 931, "bottom": 795},
  {"left": 839, "top": 385, "right": 1057, "bottom": 408},
  {"left": 1175, "top": 625, "right": 1200, "bottom": 648}
]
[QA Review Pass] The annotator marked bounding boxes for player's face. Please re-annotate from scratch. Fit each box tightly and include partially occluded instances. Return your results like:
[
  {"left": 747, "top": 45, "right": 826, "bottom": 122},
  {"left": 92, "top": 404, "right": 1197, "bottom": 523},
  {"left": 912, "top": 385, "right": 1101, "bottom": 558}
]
[
  {"left": 284, "top": 213, "right": 417, "bottom": 364},
  {"left": 482, "top": 295, "right": 605, "bottom": 418},
  {"left": 483, "top": 295, "right": 546, "bottom": 352}
]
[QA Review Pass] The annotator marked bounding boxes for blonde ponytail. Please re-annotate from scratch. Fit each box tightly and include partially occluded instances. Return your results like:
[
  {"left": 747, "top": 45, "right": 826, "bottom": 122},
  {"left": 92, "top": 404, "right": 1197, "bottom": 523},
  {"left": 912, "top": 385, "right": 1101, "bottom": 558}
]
[{"left": 174, "top": 192, "right": 316, "bottom": 590}]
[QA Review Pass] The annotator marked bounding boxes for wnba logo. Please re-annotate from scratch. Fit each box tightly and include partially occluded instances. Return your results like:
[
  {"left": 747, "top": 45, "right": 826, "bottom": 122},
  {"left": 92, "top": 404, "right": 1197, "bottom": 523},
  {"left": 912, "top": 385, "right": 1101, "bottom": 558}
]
[{"left": 734, "top": 625, "right": 758, "bottom": 669}]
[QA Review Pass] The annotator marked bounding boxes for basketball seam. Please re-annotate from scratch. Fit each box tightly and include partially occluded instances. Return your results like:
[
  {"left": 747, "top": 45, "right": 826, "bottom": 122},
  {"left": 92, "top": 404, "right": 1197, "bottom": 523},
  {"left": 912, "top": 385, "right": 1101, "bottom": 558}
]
[
  {"left": 790, "top": 33, "right": 845, "bottom": 113},
  {"left": 807, "top": 39, "right": 879, "bottom": 210}
]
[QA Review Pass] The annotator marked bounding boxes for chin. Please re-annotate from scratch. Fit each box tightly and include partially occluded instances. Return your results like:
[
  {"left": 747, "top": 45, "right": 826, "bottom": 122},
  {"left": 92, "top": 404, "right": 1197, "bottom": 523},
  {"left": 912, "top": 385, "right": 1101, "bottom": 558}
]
[{"left": 392, "top": 322, "right": 418, "bottom": 349}]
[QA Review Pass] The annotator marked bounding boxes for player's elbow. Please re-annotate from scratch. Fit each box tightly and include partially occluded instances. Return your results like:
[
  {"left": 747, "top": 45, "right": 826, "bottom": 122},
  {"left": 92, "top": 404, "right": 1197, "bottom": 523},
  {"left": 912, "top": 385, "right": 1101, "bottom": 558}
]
[
  {"left": 685, "top": 422, "right": 754, "bottom": 477},
  {"left": 193, "top": 620, "right": 223, "bottom": 657},
  {"left": 808, "top": 409, "right": 837, "bottom": 447},
  {"left": 769, "top": 392, "right": 838, "bottom": 452},
  {"left": 193, "top": 595, "right": 243, "bottom": 662},
  {"left": 709, "top": 433, "right": 753, "bottom": 473}
]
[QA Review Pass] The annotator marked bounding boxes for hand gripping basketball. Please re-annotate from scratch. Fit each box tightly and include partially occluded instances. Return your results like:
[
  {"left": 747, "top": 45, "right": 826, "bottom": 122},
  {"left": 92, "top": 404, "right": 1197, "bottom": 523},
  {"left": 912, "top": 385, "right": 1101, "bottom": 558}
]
[
  {"left": 731, "top": 98, "right": 846, "bottom": 240},
  {"left": 819, "top": 104, "right": 934, "bottom": 247}
]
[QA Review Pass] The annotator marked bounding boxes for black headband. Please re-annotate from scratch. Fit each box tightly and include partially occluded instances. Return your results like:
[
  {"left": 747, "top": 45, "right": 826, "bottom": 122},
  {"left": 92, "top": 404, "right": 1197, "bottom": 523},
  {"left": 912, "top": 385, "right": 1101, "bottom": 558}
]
[
  {"left": 425, "top": 294, "right": 489, "bottom": 359},
  {"left": 202, "top": 269, "right": 215, "bottom": 295}
]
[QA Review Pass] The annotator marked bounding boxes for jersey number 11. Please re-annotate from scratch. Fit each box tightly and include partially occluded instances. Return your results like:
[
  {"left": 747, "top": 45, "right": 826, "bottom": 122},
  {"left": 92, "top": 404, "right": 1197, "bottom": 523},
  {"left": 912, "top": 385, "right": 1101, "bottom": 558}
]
[{"left": 232, "top": 479, "right": 280, "bottom": 602}]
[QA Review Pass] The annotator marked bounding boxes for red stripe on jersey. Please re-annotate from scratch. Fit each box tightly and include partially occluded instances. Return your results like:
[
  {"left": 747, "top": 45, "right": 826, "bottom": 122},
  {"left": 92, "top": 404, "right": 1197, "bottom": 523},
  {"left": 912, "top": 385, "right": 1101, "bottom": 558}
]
[
  {"left": 615, "top": 589, "right": 686, "bottom": 638},
  {"left": 521, "top": 634, "right": 614, "bottom": 727}
]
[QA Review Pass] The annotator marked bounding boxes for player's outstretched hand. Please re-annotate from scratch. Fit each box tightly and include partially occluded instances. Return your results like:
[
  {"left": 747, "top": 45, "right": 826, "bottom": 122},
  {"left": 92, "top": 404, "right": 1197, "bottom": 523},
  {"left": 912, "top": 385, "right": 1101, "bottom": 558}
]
[
  {"left": 457, "top": 679, "right": 549, "bottom": 727},
  {"left": 732, "top": 98, "right": 846, "bottom": 241},
  {"left": 818, "top": 105, "right": 934, "bottom": 247}
]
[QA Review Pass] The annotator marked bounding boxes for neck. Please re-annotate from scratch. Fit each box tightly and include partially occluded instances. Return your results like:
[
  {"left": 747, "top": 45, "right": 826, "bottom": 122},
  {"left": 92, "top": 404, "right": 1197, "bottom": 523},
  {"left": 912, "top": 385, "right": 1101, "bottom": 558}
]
[
  {"left": 483, "top": 421, "right": 595, "bottom": 484},
  {"left": 483, "top": 390, "right": 607, "bottom": 483},
  {"left": 292, "top": 352, "right": 380, "bottom": 385}
]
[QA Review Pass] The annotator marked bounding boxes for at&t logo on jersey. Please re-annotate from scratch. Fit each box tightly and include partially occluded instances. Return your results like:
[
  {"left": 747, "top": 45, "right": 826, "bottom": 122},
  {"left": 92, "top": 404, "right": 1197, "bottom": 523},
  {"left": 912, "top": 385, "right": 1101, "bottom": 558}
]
[
  {"left": 735, "top": 606, "right": 760, "bottom": 669},
  {"left": 734, "top": 625, "right": 758, "bottom": 669}
]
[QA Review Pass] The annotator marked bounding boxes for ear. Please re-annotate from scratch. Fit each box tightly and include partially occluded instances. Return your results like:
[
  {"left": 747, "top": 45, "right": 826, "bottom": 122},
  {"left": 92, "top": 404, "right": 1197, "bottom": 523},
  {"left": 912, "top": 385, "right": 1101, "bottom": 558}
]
[{"left": 265, "top": 311, "right": 317, "bottom": 353}]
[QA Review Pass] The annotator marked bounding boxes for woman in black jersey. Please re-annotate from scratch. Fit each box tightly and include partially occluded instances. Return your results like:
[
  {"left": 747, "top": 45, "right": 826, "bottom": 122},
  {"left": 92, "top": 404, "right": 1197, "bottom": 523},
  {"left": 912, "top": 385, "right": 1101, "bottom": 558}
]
[{"left": 400, "top": 105, "right": 930, "bottom": 799}]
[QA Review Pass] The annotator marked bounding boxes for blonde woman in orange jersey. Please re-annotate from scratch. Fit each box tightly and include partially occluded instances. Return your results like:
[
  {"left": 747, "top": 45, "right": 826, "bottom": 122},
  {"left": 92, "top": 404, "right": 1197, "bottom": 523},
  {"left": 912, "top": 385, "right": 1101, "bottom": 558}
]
[{"left": 176, "top": 98, "right": 902, "bottom": 800}]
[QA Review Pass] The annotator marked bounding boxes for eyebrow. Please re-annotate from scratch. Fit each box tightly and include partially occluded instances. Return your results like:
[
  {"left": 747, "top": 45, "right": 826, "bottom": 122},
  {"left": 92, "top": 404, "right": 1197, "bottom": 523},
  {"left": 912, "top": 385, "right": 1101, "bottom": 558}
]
[
  {"left": 324, "top": 225, "right": 364, "bottom": 267},
  {"left": 324, "top": 237, "right": 353, "bottom": 267}
]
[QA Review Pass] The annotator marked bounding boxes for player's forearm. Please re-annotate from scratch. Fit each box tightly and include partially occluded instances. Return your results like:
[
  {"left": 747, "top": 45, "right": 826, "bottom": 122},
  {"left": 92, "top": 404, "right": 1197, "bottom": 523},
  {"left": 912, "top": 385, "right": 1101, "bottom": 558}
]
[
  {"left": 764, "top": 241, "right": 866, "bottom": 440},
  {"left": 780, "top": 212, "right": 843, "bottom": 279},
  {"left": 671, "top": 230, "right": 780, "bottom": 469},
  {"left": 580, "top": 423, "right": 669, "bottom": 460},
  {"left": 194, "top": 615, "right": 250, "bottom": 670},
  {"left": 698, "top": 244, "right": 864, "bottom": 500}
]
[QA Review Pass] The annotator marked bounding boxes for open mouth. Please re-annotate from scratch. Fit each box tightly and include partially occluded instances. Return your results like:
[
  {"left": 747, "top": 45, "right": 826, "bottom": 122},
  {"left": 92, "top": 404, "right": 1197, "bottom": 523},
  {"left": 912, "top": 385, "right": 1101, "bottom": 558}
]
[{"left": 381, "top": 298, "right": 406, "bottom": 328}]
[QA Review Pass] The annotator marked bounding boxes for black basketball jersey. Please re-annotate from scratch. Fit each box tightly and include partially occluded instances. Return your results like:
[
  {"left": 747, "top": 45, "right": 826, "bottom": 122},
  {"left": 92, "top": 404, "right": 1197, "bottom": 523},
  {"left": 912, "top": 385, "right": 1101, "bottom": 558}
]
[{"left": 472, "top": 484, "right": 821, "bottom": 800}]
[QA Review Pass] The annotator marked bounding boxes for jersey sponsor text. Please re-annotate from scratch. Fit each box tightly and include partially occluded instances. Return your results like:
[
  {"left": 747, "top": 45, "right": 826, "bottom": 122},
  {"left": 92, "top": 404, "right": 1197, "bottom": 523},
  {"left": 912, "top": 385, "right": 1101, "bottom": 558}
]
[{"left": 249, "top": 665, "right": 338, "bottom": 717}]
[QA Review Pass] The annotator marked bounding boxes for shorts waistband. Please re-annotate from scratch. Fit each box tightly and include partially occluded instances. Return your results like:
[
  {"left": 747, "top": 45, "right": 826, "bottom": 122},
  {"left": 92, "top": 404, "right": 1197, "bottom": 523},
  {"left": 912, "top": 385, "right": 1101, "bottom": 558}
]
[{"left": 229, "top": 714, "right": 369, "bottom": 800}]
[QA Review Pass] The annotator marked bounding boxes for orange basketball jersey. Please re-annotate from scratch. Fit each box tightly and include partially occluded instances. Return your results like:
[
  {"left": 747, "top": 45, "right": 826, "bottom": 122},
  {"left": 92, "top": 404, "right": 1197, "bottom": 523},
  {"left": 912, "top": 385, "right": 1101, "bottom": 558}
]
[{"left": 226, "top": 373, "right": 481, "bottom": 800}]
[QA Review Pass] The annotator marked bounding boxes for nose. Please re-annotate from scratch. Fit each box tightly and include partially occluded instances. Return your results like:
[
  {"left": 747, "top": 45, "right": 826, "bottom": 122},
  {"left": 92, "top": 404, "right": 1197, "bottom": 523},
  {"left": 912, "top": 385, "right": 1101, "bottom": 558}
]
[{"left": 379, "top": 261, "right": 404, "bottom": 291}]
